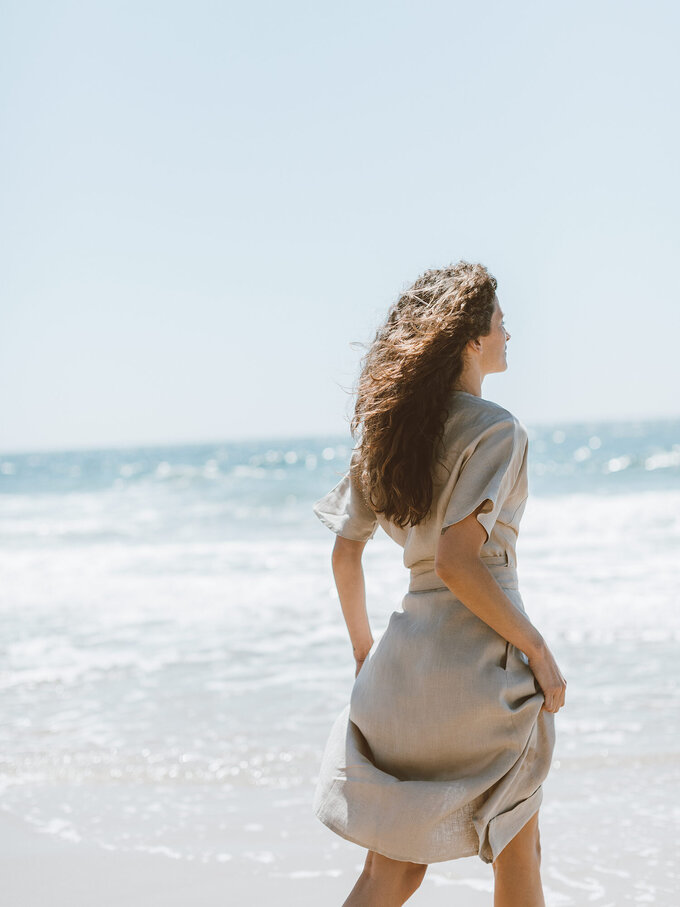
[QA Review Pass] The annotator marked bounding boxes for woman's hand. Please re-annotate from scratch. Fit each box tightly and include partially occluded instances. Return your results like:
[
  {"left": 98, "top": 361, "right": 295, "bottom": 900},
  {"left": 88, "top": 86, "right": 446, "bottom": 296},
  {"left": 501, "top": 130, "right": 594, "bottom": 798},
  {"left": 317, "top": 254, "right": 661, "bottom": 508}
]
[
  {"left": 526, "top": 642, "right": 567, "bottom": 713},
  {"left": 354, "top": 647, "right": 372, "bottom": 678}
]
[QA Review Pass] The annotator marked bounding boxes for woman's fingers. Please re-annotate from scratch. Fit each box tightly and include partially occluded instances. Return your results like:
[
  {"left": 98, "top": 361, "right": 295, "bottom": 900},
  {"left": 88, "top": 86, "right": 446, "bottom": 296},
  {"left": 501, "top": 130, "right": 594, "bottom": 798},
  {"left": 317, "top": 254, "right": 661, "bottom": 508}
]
[
  {"left": 541, "top": 678, "right": 567, "bottom": 712},
  {"left": 528, "top": 645, "right": 567, "bottom": 713}
]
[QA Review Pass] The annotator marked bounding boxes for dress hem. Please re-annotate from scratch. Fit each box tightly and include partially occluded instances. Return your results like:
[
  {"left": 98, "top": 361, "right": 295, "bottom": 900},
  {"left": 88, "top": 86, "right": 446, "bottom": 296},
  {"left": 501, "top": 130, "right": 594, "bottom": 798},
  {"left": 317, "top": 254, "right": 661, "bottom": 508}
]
[
  {"left": 313, "top": 808, "right": 481, "bottom": 865},
  {"left": 313, "top": 781, "right": 545, "bottom": 866},
  {"left": 476, "top": 783, "right": 544, "bottom": 863}
]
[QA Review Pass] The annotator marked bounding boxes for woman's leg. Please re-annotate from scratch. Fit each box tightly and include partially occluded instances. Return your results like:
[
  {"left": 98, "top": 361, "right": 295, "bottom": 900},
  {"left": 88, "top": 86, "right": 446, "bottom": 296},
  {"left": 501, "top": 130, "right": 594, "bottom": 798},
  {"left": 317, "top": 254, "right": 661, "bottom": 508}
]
[
  {"left": 492, "top": 809, "right": 545, "bottom": 907},
  {"left": 342, "top": 849, "right": 428, "bottom": 907}
]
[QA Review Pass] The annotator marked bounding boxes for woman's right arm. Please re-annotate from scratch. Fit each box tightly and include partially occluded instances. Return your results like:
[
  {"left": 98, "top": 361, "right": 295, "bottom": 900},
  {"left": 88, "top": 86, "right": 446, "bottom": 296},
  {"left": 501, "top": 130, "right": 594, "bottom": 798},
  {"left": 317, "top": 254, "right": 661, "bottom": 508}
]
[{"left": 434, "top": 503, "right": 567, "bottom": 714}]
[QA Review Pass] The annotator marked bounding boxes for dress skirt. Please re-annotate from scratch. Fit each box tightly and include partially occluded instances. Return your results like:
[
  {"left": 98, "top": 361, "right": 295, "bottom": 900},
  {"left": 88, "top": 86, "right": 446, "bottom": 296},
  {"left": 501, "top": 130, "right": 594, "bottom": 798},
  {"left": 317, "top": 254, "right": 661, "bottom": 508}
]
[{"left": 313, "top": 558, "right": 555, "bottom": 865}]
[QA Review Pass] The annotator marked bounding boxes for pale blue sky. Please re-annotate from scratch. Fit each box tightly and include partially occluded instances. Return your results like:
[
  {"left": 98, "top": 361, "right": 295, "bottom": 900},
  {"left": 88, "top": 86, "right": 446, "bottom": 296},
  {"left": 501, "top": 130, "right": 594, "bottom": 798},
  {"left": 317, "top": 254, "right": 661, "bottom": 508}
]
[{"left": 2, "top": 0, "right": 679, "bottom": 453}]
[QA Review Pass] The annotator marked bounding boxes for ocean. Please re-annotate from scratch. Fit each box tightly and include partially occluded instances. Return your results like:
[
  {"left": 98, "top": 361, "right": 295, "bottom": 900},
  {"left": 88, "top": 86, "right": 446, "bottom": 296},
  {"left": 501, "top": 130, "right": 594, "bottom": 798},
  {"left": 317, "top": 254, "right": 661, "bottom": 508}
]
[{"left": 1, "top": 414, "right": 679, "bottom": 905}]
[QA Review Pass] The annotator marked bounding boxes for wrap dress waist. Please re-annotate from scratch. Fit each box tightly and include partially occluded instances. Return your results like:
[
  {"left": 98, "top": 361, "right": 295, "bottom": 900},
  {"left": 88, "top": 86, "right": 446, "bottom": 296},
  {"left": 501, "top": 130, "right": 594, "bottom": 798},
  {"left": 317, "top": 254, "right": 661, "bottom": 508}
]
[{"left": 408, "top": 551, "right": 519, "bottom": 593}]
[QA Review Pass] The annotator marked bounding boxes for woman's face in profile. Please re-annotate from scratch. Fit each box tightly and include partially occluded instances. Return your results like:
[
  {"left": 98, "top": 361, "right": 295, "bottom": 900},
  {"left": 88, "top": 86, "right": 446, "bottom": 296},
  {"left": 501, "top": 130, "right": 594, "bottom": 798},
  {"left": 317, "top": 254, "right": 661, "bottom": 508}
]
[{"left": 483, "top": 296, "right": 511, "bottom": 373}]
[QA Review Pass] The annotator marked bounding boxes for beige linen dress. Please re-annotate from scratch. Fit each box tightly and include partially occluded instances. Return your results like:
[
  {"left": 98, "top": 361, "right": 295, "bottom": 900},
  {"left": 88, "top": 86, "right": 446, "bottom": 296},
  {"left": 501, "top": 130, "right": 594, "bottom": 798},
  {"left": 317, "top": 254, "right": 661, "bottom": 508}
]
[{"left": 311, "top": 389, "right": 556, "bottom": 865}]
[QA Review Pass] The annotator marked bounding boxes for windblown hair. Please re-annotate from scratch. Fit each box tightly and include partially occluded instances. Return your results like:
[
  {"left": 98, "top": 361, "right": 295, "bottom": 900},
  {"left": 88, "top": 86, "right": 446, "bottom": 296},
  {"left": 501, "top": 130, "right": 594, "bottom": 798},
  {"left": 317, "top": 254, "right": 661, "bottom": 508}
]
[{"left": 349, "top": 260, "right": 498, "bottom": 528}]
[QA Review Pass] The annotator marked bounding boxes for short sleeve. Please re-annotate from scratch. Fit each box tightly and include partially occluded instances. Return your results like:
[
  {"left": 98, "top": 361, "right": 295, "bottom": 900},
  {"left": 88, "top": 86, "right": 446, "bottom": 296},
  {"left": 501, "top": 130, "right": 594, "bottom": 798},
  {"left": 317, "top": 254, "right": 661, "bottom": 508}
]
[
  {"left": 312, "top": 456, "right": 379, "bottom": 541},
  {"left": 441, "top": 417, "right": 523, "bottom": 544}
]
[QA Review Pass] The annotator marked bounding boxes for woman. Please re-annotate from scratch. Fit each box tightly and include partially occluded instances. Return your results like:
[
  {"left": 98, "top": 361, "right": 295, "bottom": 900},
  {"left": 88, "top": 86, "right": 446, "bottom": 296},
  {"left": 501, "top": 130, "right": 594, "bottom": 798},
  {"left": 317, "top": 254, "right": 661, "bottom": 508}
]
[{"left": 312, "top": 261, "right": 567, "bottom": 906}]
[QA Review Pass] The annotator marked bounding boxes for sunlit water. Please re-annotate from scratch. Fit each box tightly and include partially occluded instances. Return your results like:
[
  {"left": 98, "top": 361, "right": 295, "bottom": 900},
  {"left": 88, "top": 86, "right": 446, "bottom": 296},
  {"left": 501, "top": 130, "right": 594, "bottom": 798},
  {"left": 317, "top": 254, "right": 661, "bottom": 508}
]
[{"left": 1, "top": 416, "right": 679, "bottom": 903}]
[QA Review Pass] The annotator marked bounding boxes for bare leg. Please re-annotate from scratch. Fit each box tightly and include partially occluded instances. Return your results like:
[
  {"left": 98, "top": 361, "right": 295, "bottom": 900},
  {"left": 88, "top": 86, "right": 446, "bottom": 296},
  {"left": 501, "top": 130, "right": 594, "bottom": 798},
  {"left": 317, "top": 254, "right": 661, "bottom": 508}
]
[
  {"left": 492, "top": 809, "right": 545, "bottom": 907},
  {"left": 342, "top": 849, "right": 428, "bottom": 907}
]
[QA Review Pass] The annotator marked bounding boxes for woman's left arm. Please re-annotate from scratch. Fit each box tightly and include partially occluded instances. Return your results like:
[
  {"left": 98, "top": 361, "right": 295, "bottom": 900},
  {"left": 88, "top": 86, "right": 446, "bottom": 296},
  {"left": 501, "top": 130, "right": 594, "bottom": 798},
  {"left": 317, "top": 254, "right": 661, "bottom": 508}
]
[{"left": 331, "top": 535, "right": 374, "bottom": 677}]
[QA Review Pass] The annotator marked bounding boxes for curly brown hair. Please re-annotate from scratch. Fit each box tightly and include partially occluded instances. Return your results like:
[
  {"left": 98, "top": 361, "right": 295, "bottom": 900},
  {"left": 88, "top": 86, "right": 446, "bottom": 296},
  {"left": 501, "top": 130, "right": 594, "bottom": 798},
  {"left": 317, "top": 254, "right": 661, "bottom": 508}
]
[{"left": 349, "top": 260, "right": 498, "bottom": 528}]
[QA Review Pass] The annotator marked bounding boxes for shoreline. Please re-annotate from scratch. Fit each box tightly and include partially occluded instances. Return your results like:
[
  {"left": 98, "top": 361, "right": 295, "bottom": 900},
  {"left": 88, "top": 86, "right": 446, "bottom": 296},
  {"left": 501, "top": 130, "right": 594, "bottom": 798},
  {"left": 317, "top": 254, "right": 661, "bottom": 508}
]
[{"left": 1, "top": 809, "right": 496, "bottom": 906}]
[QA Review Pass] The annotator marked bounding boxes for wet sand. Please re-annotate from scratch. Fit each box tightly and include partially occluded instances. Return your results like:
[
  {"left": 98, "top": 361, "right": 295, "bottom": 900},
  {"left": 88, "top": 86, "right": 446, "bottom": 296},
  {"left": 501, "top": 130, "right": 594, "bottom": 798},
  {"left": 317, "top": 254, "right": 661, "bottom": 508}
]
[{"left": 1, "top": 809, "right": 498, "bottom": 906}]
